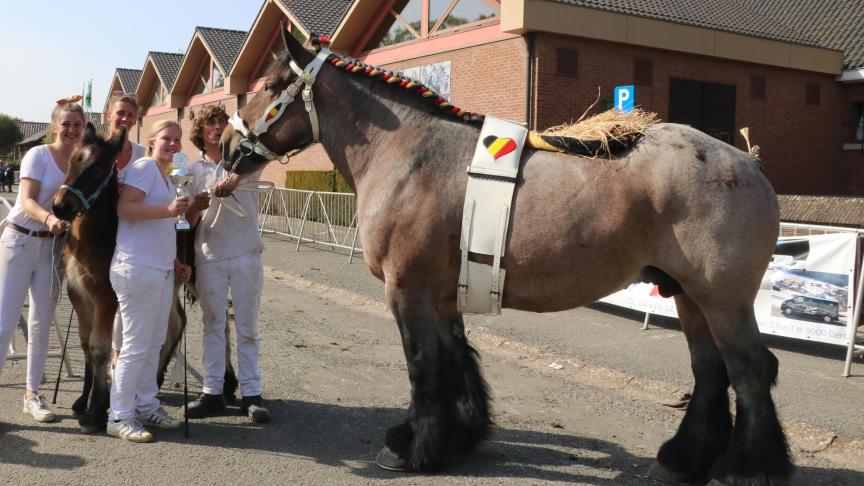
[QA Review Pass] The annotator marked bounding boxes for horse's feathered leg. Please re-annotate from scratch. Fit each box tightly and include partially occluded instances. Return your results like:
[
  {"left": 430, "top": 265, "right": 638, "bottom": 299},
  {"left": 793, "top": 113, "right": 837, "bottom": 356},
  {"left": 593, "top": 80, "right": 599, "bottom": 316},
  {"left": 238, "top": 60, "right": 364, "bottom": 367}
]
[
  {"left": 377, "top": 284, "right": 445, "bottom": 472},
  {"left": 439, "top": 314, "right": 491, "bottom": 453},
  {"left": 704, "top": 305, "right": 794, "bottom": 486},
  {"left": 376, "top": 282, "right": 492, "bottom": 472},
  {"left": 651, "top": 293, "right": 731, "bottom": 484}
]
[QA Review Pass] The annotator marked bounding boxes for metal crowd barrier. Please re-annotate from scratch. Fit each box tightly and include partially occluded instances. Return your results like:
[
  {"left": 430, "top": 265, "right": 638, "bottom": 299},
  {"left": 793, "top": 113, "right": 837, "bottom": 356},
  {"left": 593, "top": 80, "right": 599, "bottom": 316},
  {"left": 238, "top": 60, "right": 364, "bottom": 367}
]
[{"left": 257, "top": 188, "right": 362, "bottom": 263}]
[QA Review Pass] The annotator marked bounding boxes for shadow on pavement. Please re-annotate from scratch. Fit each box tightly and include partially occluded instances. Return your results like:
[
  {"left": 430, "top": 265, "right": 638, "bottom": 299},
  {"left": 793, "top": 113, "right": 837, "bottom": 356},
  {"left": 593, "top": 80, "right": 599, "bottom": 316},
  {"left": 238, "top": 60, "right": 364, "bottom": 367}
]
[
  {"left": 0, "top": 422, "right": 87, "bottom": 469},
  {"left": 154, "top": 396, "right": 653, "bottom": 484}
]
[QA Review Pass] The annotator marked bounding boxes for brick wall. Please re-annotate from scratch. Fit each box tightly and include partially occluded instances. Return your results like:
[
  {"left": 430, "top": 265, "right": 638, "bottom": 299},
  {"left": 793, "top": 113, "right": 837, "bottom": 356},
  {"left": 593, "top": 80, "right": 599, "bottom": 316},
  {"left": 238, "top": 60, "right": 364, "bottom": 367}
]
[
  {"left": 838, "top": 83, "right": 864, "bottom": 194},
  {"left": 136, "top": 109, "right": 177, "bottom": 153},
  {"left": 533, "top": 33, "right": 858, "bottom": 195}
]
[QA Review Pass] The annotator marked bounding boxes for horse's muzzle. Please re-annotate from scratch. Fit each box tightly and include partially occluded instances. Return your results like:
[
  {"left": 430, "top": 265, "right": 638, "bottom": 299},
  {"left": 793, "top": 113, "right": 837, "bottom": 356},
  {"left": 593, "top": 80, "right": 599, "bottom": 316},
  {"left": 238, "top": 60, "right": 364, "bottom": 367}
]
[{"left": 225, "top": 138, "right": 270, "bottom": 176}]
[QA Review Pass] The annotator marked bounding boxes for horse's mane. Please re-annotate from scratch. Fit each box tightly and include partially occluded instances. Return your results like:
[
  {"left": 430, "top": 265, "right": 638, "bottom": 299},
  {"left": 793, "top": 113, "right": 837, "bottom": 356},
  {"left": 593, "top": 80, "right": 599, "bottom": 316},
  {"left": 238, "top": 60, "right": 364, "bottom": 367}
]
[{"left": 285, "top": 48, "right": 658, "bottom": 158}]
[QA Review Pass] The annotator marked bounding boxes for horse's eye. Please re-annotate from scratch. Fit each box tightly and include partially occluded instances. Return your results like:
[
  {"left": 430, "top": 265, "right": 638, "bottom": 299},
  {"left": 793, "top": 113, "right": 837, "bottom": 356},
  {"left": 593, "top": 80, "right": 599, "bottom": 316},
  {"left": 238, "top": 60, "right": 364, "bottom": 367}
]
[{"left": 265, "top": 82, "right": 273, "bottom": 91}]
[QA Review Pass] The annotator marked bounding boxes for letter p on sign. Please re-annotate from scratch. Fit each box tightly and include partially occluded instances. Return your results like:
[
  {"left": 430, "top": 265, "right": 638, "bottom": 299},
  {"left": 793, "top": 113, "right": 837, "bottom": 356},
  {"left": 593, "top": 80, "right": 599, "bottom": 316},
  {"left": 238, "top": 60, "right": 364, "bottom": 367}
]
[{"left": 614, "top": 85, "right": 634, "bottom": 113}]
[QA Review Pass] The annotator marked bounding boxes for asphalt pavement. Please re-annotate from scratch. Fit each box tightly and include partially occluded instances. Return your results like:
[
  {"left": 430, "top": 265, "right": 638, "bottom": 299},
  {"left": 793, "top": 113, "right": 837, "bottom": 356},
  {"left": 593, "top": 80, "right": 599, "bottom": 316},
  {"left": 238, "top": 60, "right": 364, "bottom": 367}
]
[{"left": 0, "top": 230, "right": 862, "bottom": 485}]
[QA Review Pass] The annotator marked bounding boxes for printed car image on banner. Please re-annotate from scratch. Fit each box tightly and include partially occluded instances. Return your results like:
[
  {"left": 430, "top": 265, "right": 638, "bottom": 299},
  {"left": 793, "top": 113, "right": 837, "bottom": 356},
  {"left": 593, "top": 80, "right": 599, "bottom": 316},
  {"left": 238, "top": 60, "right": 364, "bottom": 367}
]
[
  {"left": 599, "top": 232, "right": 858, "bottom": 346},
  {"left": 754, "top": 233, "right": 856, "bottom": 345}
]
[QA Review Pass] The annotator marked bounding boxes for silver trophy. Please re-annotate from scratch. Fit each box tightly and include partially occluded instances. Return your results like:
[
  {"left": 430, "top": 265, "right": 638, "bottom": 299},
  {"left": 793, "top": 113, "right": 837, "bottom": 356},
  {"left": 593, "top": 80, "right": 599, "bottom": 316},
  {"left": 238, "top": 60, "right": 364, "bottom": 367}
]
[{"left": 169, "top": 152, "right": 193, "bottom": 231}]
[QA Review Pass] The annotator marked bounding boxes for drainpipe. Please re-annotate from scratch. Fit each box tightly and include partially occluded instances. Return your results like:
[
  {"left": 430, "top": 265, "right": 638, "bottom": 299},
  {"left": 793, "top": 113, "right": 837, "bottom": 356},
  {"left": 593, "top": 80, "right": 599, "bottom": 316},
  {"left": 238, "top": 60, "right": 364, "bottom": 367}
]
[{"left": 525, "top": 32, "right": 535, "bottom": 130}]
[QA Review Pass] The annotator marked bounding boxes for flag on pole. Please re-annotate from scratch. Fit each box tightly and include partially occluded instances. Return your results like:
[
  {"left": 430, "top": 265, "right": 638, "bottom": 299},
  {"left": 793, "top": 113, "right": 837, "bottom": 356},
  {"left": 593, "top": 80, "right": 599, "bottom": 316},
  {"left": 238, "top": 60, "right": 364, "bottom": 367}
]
[{"left": 84, "top": 79, "right": 93, "bottom": 113}]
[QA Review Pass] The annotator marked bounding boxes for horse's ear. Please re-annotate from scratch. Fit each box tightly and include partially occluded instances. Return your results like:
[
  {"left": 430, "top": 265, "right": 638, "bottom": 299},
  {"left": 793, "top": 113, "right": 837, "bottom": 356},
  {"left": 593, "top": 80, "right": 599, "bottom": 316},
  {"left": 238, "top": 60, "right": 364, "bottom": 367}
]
[
  {"left": 109, "top": 127, "right": 127, "bottom": 152},
  {"left": 282, "top": 27, "right": 314, "bottom": 66},
  {"left": 82, "top": 122, "right": 99, "bottom": 145}
]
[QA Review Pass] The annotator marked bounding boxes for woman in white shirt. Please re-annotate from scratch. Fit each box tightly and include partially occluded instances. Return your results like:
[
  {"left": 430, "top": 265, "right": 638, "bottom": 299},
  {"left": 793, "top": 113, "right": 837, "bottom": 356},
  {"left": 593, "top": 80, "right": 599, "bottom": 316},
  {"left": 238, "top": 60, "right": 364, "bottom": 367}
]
[
  {"left": 107, "top": 120, "right": 191, "bottom": 442},
  {"left": 0, "top": 100, "right": 80, "bottom": 422}
]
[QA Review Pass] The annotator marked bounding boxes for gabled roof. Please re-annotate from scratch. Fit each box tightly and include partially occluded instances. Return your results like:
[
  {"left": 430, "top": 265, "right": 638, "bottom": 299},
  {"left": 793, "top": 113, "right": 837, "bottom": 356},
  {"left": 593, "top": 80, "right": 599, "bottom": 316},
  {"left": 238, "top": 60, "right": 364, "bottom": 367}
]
[
  {"left": 778, "top": 195, "right": 864, "bottom": 228},
  {"left": 148, "top": 51, "right": 185, "bottom": 91},
  {"left": 197, "top": 26, "right": 248, "bottom": 74},
  {"left": 743, "top": 0, "right": 864, "bottom": 69},
  {"left": 15, "top": 121, "right": 49, "bottom": 141},
  {"left": 116, "top": 68, "right": 143, "bottom": 93},
  {"left": 543, "top": 0, "right": 821, "bottom": 47},
  {"left": 278, "top": 0, "right": 353, "bottom": 37}
]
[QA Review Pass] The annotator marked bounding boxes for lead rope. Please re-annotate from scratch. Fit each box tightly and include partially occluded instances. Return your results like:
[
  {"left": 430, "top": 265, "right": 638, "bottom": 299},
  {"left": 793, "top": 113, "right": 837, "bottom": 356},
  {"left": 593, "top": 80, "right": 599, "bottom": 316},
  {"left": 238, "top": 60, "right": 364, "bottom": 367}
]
[{"left": 50, "top": 225, "right": 73, "bottom": 404}]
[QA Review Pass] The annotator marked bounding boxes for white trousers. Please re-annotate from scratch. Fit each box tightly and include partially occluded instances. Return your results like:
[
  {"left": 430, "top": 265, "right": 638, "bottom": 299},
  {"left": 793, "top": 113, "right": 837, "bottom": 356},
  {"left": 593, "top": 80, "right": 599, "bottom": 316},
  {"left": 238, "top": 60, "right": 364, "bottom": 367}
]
[
  {"left": 0, "top": 228, "right": 58, "bottom": 391},
  {"left": 109, "top": 262, "right": 174, "bottom": 420},
  {"left": 197, "top": 254, "right": 263, "bottom": 397}
]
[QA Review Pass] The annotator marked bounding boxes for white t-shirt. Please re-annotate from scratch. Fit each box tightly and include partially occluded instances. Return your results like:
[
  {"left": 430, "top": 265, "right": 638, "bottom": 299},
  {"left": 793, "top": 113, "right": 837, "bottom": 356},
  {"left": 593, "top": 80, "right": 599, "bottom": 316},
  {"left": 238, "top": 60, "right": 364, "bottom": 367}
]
[
  {"left": 117, "top": 142, "right": 146, "bottom": 186},
  {"left": 7, "top": 145, "right": 67, "bottom": 231},
  {"left": 112, "top": 157, "right": 177, "bottom": 270},
  {"left": 189, "top": 157, "right": 263, "bottom": 263}
]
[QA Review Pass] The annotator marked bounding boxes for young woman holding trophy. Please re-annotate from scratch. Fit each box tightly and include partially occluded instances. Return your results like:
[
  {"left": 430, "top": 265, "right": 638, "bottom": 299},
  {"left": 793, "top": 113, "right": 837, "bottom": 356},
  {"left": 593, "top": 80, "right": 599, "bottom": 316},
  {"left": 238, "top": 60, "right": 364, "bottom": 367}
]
[{"left": 107, "top": 120, "right": 192, "bottom": 442}]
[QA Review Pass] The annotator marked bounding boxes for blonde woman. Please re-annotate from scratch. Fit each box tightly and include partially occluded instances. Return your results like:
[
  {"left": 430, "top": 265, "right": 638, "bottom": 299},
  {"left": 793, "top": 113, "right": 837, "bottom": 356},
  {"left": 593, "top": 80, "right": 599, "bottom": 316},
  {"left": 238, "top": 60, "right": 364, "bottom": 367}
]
[
  {"left": 107, "top": 120, "right": 191, "bottom": 442},
  {"left": 0, "top": 100, "right": 79, "bottom": 422}
]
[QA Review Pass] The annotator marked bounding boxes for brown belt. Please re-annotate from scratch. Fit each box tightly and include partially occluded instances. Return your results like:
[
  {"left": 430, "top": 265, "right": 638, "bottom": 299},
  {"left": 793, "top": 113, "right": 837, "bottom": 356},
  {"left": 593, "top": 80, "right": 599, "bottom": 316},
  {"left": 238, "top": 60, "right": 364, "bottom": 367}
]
[{"left": 7, "top": 222, "right": 52, "bottom": 238}]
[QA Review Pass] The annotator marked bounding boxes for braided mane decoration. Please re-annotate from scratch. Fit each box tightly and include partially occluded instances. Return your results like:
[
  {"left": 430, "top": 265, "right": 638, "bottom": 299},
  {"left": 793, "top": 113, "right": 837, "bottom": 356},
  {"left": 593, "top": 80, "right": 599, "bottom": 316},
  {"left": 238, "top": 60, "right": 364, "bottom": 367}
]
[{"left": 309, "top": 37, "right": 657, "bottom": 158}]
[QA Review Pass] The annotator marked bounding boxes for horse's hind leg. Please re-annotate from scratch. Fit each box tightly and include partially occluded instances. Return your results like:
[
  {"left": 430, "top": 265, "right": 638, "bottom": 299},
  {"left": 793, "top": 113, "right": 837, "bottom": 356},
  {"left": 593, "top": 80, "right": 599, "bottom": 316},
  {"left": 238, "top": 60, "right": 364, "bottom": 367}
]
[
  {"left": 651, "top": 293, "right": 731, "bottom": 484},
  {"left": 703, "top": 304, "right": 793, "bottom": 486},
  {"left": 376, "top": 285, "right": 490, "bottom": 472}
]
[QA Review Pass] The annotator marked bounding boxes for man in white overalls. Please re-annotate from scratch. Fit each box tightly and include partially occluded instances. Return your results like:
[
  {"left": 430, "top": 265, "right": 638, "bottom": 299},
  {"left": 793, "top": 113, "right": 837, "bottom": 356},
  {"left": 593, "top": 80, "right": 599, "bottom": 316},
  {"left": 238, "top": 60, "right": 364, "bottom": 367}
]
[{"left": 185, "top": 105, "right": 269, "bottom": 422}]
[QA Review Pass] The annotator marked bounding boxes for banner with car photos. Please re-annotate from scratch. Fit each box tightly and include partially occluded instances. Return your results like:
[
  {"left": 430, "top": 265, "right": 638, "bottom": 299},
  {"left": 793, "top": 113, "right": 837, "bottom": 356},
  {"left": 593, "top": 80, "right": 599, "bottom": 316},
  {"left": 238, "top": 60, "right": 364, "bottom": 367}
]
[{"left": 600, "top": 232, "right": 858, "bottom": 346}]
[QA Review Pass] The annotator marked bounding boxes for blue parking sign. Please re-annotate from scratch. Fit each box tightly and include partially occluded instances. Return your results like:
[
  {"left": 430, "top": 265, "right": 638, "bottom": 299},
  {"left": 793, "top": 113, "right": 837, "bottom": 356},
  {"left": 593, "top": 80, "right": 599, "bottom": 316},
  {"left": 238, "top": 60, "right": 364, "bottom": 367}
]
[{"left": 614, "top": 85, "right": 635, "bottom": 113}]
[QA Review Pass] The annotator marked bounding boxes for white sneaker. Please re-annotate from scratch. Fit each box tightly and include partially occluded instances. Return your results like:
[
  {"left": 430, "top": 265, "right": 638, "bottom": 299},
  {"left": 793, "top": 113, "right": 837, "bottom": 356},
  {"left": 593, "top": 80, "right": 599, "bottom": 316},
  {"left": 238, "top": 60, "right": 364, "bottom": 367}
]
[
  {"left": 136, "top": 407, "right": 182, "bottom": 430},
  {"left": 23, "top": 395, "right": 57, "bottom": 423},
  {"left": 107, "top": 418, "right": 153, "bottom": 443}
]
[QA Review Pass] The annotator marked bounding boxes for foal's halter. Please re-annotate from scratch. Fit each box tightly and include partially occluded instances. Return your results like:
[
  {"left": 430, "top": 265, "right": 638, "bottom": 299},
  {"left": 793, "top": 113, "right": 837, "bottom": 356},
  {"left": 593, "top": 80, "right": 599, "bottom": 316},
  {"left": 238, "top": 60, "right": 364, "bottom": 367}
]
[
  {"left": 228, "top": 48, "right": 331, "bottom": 171},
  {"left": 59, "top": 163, "right": 116, "bottom": 215}
]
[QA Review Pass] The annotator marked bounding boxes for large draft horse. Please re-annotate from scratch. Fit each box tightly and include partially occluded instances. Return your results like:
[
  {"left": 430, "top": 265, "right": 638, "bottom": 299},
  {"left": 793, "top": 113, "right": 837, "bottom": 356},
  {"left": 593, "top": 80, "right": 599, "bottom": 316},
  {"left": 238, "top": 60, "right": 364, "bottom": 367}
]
[
  {"left": 51, "top": 125, "right": 236, "bottom": 432},
  {"left": 223, "top": 32, "right": 792, "bottom": 485}
]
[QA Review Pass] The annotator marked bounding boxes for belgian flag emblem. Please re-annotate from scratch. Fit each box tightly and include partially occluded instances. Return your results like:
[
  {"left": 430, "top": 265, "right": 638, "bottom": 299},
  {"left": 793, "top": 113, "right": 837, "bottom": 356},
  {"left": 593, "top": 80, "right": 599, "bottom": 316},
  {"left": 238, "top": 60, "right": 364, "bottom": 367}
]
[
  {"left": 264, "top": 103, "right": 282, "bottom": 122},
  {"left": 483, "top": 135, "right": 517, "bottom": 160}
]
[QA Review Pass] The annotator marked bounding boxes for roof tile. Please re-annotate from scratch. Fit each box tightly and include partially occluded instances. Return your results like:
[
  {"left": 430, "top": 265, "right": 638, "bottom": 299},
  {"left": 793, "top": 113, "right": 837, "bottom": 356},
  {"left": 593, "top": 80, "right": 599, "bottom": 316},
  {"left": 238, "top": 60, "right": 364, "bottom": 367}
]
[
  {"left": 778, "top": 195, "right": 864, "bottom": 228},
  {"left": 197, "top": 27, "right": 248, "bottom": 73},
  {"left": 544, "top": 0, "right": 864, "bottom": 68},
  {"left": 278, "top": 0, "right": 353, "bottom": 37},
  {"left": 116, "top": 68, "right": 142, "bottom": 93},
  {"left": 149, "top": 51, "right": 185, "bottom": 91}
]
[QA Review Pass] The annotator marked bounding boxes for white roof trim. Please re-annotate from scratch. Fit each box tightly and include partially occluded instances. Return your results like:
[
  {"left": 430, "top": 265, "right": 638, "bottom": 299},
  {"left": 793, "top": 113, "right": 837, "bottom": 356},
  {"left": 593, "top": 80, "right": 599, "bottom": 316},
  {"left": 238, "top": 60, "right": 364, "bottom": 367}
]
[{"left": 837, "top": 68, "right": 864, "bottom": 83}]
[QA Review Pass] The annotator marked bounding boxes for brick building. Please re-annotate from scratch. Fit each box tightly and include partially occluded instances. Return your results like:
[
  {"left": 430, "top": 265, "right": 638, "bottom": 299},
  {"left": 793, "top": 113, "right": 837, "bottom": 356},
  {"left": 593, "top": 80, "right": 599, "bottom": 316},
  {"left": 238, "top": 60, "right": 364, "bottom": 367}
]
[{"left": 120, "top": 0, "right": 864, "bottom": 198}]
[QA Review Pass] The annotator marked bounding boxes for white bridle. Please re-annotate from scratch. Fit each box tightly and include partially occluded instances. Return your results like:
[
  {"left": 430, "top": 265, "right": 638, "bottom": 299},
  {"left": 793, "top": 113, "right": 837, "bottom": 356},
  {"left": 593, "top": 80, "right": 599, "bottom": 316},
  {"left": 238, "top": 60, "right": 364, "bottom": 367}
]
[{"left": 229, "top": 48, "right": 331, "bottom": 162}]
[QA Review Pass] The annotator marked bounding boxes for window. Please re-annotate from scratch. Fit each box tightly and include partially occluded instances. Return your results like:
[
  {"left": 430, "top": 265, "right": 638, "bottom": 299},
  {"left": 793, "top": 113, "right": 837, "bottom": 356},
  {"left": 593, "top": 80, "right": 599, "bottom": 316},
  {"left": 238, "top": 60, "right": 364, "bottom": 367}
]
[
  {"left": 806, "top": 82, "right": 820, "bottom": 106},
  {"left": 634, "top": 59, "right": 653, "bottom": 87},
  {"left": 190, "top": 58, "right": 225, "bottom": 97},
  {"left": 149, "top": 84, "right": 166, "bottom": 108},
  {"left": 556, "top": 48, "right": 578, "bottom": 78},
  {"left": 751, "top": 75, "right": 766, "bottom": 100},
  {"left": 371, "top": 0, "right": 500, "bottom": 50},
  {"left": 669, "top": 78, "right": 736, "bottom": 144},
  {"left": 855, "top": 102, "right": 864, "bottom": 142}
]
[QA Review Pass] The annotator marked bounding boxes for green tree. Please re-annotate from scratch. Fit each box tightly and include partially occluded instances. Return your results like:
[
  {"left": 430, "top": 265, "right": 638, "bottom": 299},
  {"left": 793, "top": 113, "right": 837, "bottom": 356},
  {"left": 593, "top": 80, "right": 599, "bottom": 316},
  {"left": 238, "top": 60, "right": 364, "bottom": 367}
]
[{"left": 0, "top": 114, "right": 23, "bottom": 155}]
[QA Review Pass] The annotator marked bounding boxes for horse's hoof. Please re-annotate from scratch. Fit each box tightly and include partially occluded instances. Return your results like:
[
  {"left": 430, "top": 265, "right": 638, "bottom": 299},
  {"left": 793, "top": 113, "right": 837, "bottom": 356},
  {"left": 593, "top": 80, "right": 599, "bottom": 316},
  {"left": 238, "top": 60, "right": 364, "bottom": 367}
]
[
  {"left": 648, "top": 461, "right": 705, "bottom": 485},
  {"left": 375, "top": 446, "right": 414, "bottom": 472},
  {"left": 705, "top": 481, "right": 730, "bottom": 486},
  {"left": 80, "top": 423, "right": 101, "bottom": 434}
]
